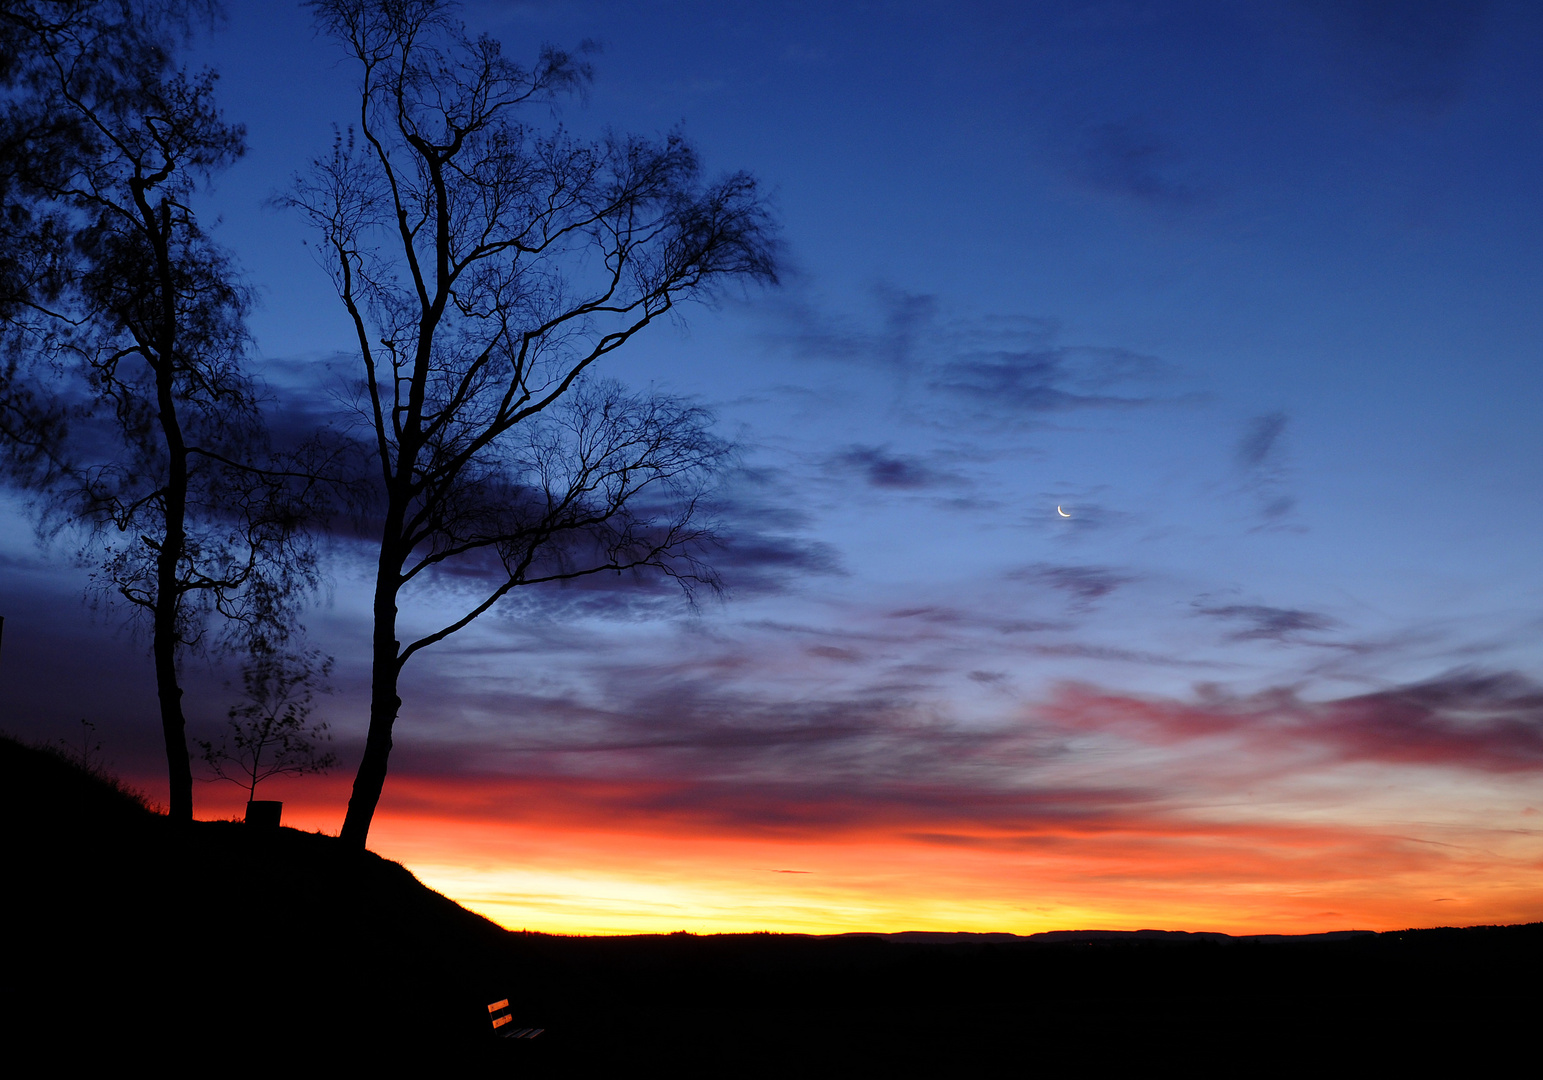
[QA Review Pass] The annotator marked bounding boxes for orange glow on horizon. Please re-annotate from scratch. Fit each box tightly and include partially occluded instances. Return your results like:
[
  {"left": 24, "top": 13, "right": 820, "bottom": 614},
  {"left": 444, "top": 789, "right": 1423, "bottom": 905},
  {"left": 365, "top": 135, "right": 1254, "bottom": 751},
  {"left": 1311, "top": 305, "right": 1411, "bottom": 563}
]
[{"left": 186, "top": 769, "right": 1543, "bottom": 938}]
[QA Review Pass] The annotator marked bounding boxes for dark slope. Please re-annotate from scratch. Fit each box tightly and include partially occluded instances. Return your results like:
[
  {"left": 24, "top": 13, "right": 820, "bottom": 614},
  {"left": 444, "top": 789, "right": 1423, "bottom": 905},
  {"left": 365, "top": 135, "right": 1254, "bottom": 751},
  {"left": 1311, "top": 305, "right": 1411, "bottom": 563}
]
[
  {"left": 3, "top": 734, "right": 1538, "bottom": 1072},
  {"left": 1, "top": 736, "right": 523, "bottom": 1064}
]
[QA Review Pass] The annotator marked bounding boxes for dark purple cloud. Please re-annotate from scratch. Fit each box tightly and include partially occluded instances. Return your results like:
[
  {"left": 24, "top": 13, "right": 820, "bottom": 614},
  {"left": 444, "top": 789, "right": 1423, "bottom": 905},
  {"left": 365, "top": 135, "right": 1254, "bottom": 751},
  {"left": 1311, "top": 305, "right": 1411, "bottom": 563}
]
[
  {"left": 1322, "top": 671, "right": 1543, "bottom": 771},
  {"left": 829, "top": 445, "right": 943, "bottom": 490},
  {"left": 1194, "top": 601, "right": 1339, "bottom": 642}
]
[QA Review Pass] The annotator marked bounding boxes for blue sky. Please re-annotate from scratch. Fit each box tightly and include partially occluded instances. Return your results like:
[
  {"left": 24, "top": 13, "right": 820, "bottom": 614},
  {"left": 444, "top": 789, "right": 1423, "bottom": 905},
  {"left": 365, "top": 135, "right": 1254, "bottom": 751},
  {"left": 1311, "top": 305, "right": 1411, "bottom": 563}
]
[{"left": 4, "top": 0, "right": 1543, "bottom": 932}]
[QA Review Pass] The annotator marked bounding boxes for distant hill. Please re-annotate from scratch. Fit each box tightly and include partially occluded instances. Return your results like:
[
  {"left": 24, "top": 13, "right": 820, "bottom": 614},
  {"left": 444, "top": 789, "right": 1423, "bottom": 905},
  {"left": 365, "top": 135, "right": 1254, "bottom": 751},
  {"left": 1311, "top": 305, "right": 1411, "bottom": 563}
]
[{"left": 3, "top": 733, "right": 1538, "bottom": 1071}]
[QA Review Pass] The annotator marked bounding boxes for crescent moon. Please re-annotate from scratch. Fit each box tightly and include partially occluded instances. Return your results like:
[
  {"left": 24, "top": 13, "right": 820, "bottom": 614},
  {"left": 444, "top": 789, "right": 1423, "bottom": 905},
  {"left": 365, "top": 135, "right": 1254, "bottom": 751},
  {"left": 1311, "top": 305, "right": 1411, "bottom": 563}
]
[{"left": 1057, "top": 506, "right": 1071, "bottom": 518}]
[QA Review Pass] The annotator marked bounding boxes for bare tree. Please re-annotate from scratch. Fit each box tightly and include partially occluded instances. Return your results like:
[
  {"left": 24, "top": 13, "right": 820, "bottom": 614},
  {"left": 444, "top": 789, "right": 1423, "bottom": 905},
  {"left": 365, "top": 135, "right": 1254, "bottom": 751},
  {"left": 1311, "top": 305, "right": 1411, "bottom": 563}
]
[
  {"left": 288, "top": 0, "right": 778, "bottom": 849},
  {"left": 1, "top": 1, "right": 329, "bottom": 820},
  {"left": 199, "top": 644, "right": 338, "bottom": 809}
]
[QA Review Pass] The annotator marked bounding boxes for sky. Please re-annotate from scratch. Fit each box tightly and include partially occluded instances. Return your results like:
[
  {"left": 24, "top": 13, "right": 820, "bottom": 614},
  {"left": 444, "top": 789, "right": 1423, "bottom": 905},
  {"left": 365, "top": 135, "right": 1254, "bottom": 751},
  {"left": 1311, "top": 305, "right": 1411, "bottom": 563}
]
[{"left": 5, "top": 0, "right": 1543, "bottom": 935}]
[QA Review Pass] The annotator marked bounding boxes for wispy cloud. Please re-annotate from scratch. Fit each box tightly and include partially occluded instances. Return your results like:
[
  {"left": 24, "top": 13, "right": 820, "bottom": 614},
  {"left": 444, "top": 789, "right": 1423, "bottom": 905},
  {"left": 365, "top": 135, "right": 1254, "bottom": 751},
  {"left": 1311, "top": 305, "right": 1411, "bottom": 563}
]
[
  {"left": 762, "top": 288, "right": 1166, "bottom": 424},
  {"left": 827, "top": 445, "right": 947, "bottom": 490},
  {"left": 1012, "top": 563, "right": 1134, "bottom": 610},
  {"left": 930, "top": 344, "right": 1160, "bottom": 412},
  {"left": 1298, "top": 0, "right": 1492, "bottom": 115},
  {"left": 1194, "top": 600, "right": 1338, "bottom": 643},
  {"left": 1069, "top": 117, "right": 1201, "bottom": 205},
  {"left": 1234, "top": 411, "right": 1298, "bottom": 525},
  {"left": 1237, "top": 411, "right": 1287, "bottom": 469}
]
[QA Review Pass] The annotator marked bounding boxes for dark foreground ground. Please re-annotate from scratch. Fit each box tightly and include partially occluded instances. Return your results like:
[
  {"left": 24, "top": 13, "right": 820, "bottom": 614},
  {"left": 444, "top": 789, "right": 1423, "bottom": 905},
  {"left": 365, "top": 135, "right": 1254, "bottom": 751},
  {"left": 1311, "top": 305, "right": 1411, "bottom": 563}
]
[{"left": 3, "top": 734, "right": 1538, "bottom": 1073}]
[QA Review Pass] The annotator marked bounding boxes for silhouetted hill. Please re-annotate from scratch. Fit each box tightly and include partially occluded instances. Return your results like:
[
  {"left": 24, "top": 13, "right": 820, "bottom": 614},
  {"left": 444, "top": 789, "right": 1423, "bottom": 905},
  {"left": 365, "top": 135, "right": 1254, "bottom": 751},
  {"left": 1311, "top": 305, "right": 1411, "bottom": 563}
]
[
  {"left": 2, "top": 735, "right": 520, "bottom": 1064},
  {"left": 3, "top": 733, "right": 1538, "bottom": 1071}
]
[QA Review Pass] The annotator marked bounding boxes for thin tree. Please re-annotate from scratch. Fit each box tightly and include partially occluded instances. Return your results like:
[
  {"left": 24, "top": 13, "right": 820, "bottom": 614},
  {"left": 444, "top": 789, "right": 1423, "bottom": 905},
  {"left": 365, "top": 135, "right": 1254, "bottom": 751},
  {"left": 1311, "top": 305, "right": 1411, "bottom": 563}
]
[
  {"left": 1, "top": 1, "right": 328, "bottom": 820},
  {"left": 289, "top": 0, "right": 778, "bottom": 849},
  {"left": 199, "top": 644, "right": 338, "bottom": 810}
]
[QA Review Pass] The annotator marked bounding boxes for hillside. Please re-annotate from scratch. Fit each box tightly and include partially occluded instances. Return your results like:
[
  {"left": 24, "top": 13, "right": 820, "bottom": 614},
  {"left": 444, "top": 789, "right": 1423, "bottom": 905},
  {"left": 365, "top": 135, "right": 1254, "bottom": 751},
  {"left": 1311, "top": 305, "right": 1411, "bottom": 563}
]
[
  {"left": 3, "top": 734, "right": 1538, "bottom": 1070},
  {"left": 1, "top": 735, "right": 522, "bottom": 1063}
]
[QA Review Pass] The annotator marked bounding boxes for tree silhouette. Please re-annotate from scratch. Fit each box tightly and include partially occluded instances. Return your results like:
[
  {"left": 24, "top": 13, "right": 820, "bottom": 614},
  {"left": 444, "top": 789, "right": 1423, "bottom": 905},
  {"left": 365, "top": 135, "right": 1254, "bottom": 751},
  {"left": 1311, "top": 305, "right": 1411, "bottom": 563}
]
[
  {"left": 0, "top": 1, "right": 329, "bottom": 819},
  {"left": 289, "top": 0, "right": 779, "bottom": 849},
  {"left": 0, "top": 1, "right": 94, "bottom": 489},
  {"left": 199, "top": 645, "right": 338, "bottom": 809}
]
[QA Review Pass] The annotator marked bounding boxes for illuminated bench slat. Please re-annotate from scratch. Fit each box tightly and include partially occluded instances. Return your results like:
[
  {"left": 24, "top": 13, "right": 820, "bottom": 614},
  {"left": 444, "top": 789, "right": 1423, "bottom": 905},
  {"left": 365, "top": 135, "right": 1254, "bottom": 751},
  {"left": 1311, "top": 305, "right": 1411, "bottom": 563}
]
[{"left": 487, "top": 998, "right": 543, "bottom": 1040}]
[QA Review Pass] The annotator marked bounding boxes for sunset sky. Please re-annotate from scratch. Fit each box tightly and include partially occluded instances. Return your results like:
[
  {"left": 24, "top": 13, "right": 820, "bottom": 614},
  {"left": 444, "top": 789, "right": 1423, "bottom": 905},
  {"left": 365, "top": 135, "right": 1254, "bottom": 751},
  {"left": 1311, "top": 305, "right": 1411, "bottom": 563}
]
[{"left": 5, "top": 0, "right": 1543, "bottom": 935}]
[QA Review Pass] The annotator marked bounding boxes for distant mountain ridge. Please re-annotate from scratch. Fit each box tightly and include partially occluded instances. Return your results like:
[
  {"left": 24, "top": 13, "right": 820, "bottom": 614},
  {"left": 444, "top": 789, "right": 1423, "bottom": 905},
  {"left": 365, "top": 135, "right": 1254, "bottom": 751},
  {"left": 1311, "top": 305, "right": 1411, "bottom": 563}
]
[{"left": 832, "top": 927, "right": 1379, "bottom": 945}]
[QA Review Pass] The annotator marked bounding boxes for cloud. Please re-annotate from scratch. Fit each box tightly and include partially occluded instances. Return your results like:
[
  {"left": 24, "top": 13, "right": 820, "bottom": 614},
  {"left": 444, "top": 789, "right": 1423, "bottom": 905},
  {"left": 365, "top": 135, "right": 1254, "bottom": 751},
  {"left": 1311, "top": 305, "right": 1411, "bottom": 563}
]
[
  {"left": 1044, "top": 669, "right": 1543, "bottom": 774},
  {"left": 379, "top": 763, "right": 1150, "bottom": 839},
  {"left": 1237, "top": 412, "right": 1287, "bottom": 469},
  {"left": 885, "top": 605, "right": 964, "bottom": 624},
  {"left": 1069, "top": 118, "right": 1200, "bottom": 205},
  {"left": 370, "top": 674, "right": 1134, "bottom": 838},
  {"left": 340, "top": 659, "right": 1543, "bottom": 930},
  {"left": 1234, "top": 411, "right": 1297, "bottom": 524},
  {"left": 1011, "top": 564, "right": 1134, "bottom": 609},
  {"left": 767, "top": 287, "right": 938, "bottom": 370},
  {"left": 1024, "top": 642, "right": 1215, "bottom": 668},
  {"left": 1324, "top": 672, "right": 1543, "bottom": 770},
  {"left": 828, "top": 445, "right": 945, "bottom": 490},
  {"left": 930, "top": 344, "right": 1159, "bottom": 413},
  {"left": 710, "top": 531, "right": 845, "bottom": 593},
  {"left": 1194, "top": 601, "right": 1339, "bottom": 643},
  {"left": 705, "top": 471, "right": 847, "bottom": 591},
  {"left": 762, "top": 289, "right": 1165, "bottom": 423},
  {"left": 808, "top": 644, "right": 863, "bottom": 663},
  {"left": 363, "top": 486, "right": 847, "bottom": 637},
  {"left": 1299, "top": 0, "right": 1492, "bottom": 115}
]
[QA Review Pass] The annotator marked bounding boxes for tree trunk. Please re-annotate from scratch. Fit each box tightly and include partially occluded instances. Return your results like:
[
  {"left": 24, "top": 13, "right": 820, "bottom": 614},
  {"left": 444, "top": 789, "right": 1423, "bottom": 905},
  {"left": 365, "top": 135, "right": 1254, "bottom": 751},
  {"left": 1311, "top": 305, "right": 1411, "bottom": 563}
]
[
  {"left": 340, "top": 663, "right": 399, "bottom": 849},
  {"left": 152, "top": 459, "right": 192, "bottom": 819},
  {"left": 340, "top": 532, "right": 404, "bottom": 850},
  {"left": 152, "top": 596, "right": 191, "bottom": 820},
  {"left": 150, "top": 198, "right": 192, "bottom": 822}
]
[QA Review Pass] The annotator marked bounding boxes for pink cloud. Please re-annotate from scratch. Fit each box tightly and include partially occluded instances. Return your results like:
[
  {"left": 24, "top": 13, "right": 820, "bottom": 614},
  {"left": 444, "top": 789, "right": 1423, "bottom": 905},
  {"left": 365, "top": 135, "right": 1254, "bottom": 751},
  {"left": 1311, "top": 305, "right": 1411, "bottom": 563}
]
[{"left": 1043, "top": 671, "right": 1543, "bottom": 773}]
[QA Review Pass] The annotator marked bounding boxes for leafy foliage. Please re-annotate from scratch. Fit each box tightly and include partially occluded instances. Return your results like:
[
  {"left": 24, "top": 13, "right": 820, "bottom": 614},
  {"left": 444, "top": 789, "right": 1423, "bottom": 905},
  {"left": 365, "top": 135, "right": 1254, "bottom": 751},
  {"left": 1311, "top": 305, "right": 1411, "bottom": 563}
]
[{"left": 0, "top": 1, "right": 334, "bottom": 816}]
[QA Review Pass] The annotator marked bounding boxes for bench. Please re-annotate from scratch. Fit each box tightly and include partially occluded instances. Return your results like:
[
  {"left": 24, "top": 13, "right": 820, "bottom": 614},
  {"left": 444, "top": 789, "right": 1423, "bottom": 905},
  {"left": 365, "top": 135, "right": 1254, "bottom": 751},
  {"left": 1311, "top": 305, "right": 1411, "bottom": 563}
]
[{"left": 487, "top": 998, "right": 543, "bottom": 1040}]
